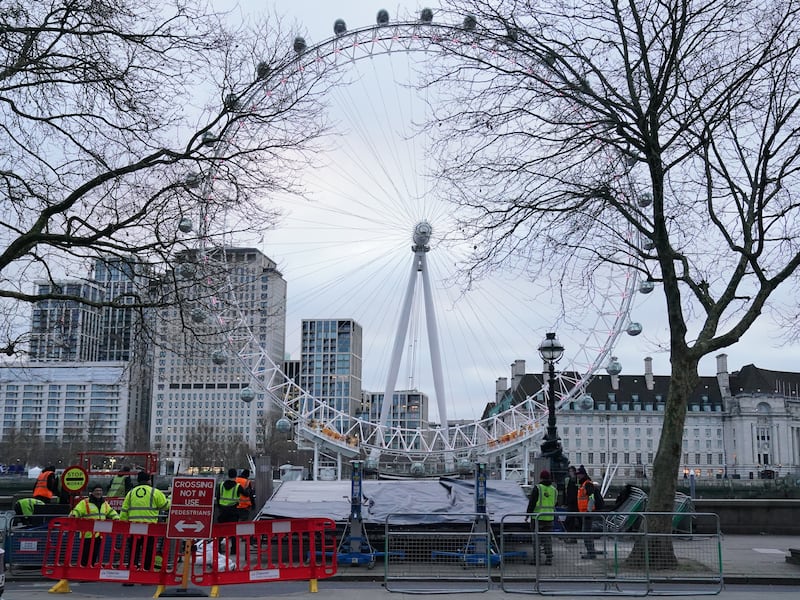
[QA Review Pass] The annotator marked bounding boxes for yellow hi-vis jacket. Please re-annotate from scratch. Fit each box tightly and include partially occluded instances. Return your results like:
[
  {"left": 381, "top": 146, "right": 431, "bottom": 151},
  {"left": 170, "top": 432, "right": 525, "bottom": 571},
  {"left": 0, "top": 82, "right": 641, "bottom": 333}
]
[
  {"left": 69, "top": 498, "right": 119, "bottom": 537},
  {"left": 218, "top": 481, "right": 241, "bottom": 507},
  {"left": 532, "top": 483, "right": 557, "bottom": 521},
  {"left": 120, "top": 485, "right": 170, "bottom": 522}
]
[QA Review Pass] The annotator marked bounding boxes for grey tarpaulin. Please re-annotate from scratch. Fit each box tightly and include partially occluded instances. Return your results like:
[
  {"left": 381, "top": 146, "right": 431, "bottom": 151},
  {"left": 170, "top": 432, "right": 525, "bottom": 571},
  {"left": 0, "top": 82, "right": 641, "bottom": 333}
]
[{"left": 258, "top": 477, "right": 528, "bottom": 524}]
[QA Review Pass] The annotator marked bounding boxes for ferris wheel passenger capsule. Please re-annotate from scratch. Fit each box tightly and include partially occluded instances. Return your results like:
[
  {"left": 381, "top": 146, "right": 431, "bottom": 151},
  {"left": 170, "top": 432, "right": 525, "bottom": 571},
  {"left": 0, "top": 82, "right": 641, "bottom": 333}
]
[
  {"left": 578, "top": 394, "right": 594, "bottom": 410},
  {"left": 639, "top": 279, "right": 655, "bottom": 294},
  {"left": 638, "top": 192, "right": 653, "bottom": 207},
  {"left": 211, "top": 350, "right": 228, "bottom": 365},
  {"left": 606, "top": 356, "right": 622, "bottom": 376},
  {"left": 256, "top": 61, "right": 270, "bottom": 80},
  {"left": 293, "top": 36, "right": 307, "bottom": 54},
  {"left": 184, "top": 172, "right": 201, "bottom": 188},
  {"left": 463, "top": 15, "right": 477, "bottom": 30},
  {"left": 457, "top": 458, "right": 473, "bottom": 474},
  {"left": 240, "top": 387, "right": 255, "bottom": 403},
  {"left": 177, "top": 262, "right": 195, "bottom": 278},
  {"left": 420, "top": 8, "right": 433, "bottom": 23},
  {"left": 201, "top": 131, "right": 218, "bottom": 146},
  {"left": 190, "top": 308, "right": 206, "bottom": 323},
  {"left": 627, "top": 322, "right": 643, "bottom": 336},
  {"left": 376, "top": 9, "right": 389, "bottom": 25},
  {"left": 333, "top": 19, "right": 347, "bottom": 36},
  {"left": 178, "top": 217, "right": 193, "bottom": 233},
  {"left": 275, "top": 417, "right": 292, "bottom": 433}
]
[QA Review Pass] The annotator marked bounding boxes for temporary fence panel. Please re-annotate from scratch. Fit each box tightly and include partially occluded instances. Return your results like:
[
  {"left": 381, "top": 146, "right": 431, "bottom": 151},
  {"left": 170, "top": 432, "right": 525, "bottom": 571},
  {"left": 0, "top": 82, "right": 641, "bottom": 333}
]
[
  {"left": 642, "top": 512, "right": 722, "bottom": 596},
  {"left": 499, "top": 511, "right": 721, "bottom": 596},
  {"left": 500, "top": 512, "right": 650, "bottom": 596},
  {"left": 41, "top": 517, "right": 337, "bottom": 589},
  {"left": 383, "top": 513, "right": 500, "bottom": 594},
  {"left": 671, "top": 495, "right": 695, "bottom": 534},
  {"left": 5, "top": 514, "right": 68, "bottom": 577}
]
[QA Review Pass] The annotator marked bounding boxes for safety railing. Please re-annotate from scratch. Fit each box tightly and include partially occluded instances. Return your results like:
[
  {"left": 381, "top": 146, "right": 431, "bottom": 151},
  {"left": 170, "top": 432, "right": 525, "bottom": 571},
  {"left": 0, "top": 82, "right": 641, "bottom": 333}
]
[
  {"left": 41, "top": 517, "right": 337, "bottom": 593},
  {"left": 498, "top": 511, "right": 722, "bottom": 596}
]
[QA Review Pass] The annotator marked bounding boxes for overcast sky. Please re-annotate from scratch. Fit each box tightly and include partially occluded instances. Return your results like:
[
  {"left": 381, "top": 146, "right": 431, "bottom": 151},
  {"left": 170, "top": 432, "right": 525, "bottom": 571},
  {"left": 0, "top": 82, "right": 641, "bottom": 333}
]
[{"left": 210, "top": 1, "right": 800, "bottom": 420}]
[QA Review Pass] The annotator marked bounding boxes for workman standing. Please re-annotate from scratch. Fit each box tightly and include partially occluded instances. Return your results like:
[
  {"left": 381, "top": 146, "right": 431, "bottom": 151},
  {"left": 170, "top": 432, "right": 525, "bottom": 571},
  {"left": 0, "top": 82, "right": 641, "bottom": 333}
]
[
  {"left": 107, "top": 465, "right": 133, "bottom": 497},
  {"left": 218, "top": 468, "right": 244, "bottom": 555},
  {"left": 70, "top": 484, "right": 120, "bottom": 566},
  {"left": 576, "top": 465, "right": 598, "bottom": 559},
  {"left": 120, "top": 471, "right": 170, "bottom": 572},
  {"left": 235, "top": 468, "right": 256, "bottom": 521},
  {"left": 525, "top": 469, "right": 557, "bottom": 565},
  {"left": 32, "top": 465, "right": 58, "bottom": 503}
]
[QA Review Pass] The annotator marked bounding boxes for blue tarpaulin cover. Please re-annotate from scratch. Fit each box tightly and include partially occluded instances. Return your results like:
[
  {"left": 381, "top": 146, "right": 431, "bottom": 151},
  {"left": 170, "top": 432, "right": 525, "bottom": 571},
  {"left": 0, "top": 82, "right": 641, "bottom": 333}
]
[{"left": 259, "top": 477, "right": 528, "bottom": 524}]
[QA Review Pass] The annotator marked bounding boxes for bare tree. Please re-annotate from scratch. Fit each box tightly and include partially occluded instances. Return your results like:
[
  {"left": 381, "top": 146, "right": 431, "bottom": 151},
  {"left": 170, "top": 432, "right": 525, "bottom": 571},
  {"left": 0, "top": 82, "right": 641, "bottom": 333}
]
[
  {"left": 184, "top": 420, "right": 223, "bottom": 470},
  {"left": 430, "top": 0, "right": 800, "bottom": 565},
  {"left": 255, "top": 411, "right": 299, "bottom": 467},
  {"left": 0, "top": 0, "right": 329, "bottom": 356}
]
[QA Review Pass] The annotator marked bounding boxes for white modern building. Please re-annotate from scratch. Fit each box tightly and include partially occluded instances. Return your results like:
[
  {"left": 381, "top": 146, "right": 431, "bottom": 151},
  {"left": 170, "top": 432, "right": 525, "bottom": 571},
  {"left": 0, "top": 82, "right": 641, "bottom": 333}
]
[
  {"left": 150, "top": 248, "right": 287, "bottom": 470},
  {"left": 0, "top": 362, "right": 131, "bottom": 450}
]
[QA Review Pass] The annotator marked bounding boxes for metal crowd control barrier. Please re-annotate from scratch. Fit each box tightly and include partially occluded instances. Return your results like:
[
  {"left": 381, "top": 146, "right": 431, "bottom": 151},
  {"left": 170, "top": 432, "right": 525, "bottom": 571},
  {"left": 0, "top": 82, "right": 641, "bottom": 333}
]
[
  {"left": 499, "top": 511, "right": 722, "bottom": 596},
  {"left": 384, "top": 512, "right": 518, "bottom": 593},
  {"left": 4, "top": 513, "right": 66, "bottom": 577},
  {"left": 41, "top": 517, "right": 337, "bottom": 594}
]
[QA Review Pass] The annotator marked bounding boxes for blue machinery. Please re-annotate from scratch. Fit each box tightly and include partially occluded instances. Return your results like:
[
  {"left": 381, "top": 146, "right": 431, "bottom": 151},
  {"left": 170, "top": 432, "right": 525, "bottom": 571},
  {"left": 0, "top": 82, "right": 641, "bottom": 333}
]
[
  {"left": 335, "top": 460, "right": 398, "bottom": 567},
  {"left": 330, "top": 461, "right": 526, "bottom": 568}
]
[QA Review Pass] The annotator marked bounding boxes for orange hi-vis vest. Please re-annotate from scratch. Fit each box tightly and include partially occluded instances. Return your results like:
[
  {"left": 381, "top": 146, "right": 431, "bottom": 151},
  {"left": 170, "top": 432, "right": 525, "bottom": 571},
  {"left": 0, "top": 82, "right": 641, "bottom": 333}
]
[
  {"left": 33, "top": 470, "right": 55, "bottom": 500},
  {"left": 577, "top": 480, "right": 594, "bottom": 512},
  {"left": 235, "top": 476, "right": 253, "bottom": 509}
]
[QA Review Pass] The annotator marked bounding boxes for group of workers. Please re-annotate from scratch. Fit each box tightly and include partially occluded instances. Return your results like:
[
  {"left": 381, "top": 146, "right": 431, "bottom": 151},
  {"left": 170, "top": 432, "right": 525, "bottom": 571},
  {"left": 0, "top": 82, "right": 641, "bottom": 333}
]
[
  {"left": 13, "top": 465, "right": 256, "bottom": 569},
  {"left": 525, "top": 464, "right": 602, "bottom": 564}
]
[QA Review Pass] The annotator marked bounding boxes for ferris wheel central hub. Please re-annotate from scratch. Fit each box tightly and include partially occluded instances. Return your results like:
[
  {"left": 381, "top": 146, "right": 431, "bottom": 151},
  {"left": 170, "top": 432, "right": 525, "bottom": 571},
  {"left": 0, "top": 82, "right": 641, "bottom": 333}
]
[{"left": 412, "top": 220, "right": 433, "bottom": 251}]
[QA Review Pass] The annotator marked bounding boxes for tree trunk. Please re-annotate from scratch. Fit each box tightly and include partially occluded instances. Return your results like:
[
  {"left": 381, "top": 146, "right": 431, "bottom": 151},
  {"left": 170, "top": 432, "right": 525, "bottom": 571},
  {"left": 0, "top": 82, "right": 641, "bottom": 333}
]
[{"left": 626, "top": 353, "right": 699, "bottom": 569}]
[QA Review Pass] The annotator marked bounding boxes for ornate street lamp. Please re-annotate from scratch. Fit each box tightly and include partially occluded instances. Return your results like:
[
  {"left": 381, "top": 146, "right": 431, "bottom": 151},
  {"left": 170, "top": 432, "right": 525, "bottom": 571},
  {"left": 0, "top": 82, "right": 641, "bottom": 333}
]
[{"left": 538, "top": 332, "right": 570, "bottom": 490}]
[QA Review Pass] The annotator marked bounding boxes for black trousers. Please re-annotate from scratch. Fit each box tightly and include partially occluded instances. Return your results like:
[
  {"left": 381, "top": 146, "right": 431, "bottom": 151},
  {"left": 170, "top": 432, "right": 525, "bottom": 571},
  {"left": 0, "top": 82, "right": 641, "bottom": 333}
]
[{"left": 218, "top": 506, "right": 240, "bottom": 554}]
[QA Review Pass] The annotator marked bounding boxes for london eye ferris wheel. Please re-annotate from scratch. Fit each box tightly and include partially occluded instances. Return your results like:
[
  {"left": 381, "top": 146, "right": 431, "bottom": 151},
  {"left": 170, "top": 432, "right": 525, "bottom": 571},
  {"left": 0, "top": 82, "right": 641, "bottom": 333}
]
[{"left": 178, "top": 8, "right": 647, "bottom": 479}]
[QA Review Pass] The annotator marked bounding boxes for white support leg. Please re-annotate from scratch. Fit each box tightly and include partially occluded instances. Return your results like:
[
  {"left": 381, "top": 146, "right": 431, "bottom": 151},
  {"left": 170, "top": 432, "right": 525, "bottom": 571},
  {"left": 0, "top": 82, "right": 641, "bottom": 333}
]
[{"left": 371, "top": 254, "right": 420, "bottom": 460}]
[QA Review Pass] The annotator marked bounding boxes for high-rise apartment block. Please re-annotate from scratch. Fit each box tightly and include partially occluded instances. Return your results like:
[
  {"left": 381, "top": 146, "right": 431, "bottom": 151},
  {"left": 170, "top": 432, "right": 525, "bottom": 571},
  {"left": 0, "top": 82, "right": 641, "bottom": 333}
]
[
  {"left": 150, "top": 248, "right": 286, "bottom": 471},
  {"left": 1, "top": 256, "right": 151, "bottom": 451},
  {"left": 300, "top": 319, "right": 363, "bottom": 432},
  {"left": 28, "top": 256, "right": 146, "bottom": 363}
]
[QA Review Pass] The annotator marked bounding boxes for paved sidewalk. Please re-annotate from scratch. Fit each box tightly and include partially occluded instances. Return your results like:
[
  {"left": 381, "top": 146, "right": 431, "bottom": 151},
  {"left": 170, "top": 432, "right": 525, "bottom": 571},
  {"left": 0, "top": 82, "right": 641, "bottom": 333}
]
[{"left": 3, "top": 535, "right": 798, "bottom": 599}]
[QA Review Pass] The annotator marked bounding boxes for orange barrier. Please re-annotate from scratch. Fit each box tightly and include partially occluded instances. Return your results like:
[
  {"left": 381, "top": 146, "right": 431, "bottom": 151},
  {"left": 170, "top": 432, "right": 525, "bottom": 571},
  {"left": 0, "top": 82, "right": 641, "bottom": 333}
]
[{"left": 42, "top": 517, "right": 337, "bottom": 593}]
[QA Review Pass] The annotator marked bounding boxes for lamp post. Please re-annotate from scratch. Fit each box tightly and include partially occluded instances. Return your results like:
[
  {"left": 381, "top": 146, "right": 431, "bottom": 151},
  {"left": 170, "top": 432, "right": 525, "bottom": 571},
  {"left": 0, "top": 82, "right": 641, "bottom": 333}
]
[{"left": 538, "top": 332, "right": 570, "bottom": 490}]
